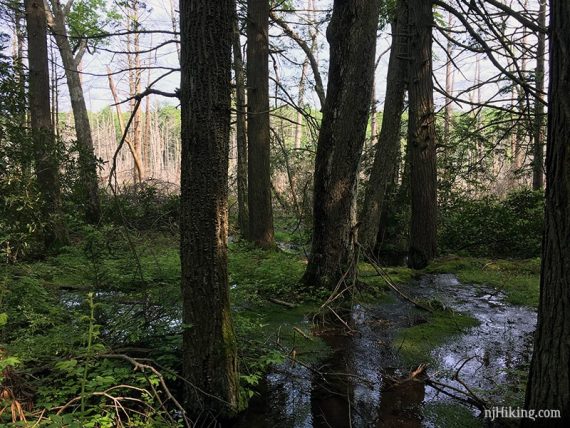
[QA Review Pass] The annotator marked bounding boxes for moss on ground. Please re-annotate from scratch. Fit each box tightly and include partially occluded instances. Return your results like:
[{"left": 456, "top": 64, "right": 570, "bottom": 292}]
[
  {"left": 2, "top": 226, "right": 539, "bottom": 424},
  {"left": 395, "top": 308, "right": 479, "bottom": 367},
  {"left": 426, "top": 256, "right": 540, "bottom": 307}
]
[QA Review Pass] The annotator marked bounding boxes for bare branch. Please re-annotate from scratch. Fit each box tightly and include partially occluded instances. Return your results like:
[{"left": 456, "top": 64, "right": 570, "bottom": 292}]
[{"left": 270, "top": 10, "right": 326, "bottom": 107}]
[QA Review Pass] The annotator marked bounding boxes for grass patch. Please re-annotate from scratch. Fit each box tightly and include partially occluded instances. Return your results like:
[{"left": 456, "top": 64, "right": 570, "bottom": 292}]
[
  {"left": 229, "top": 240, "right": 308, "bottom": 303},
  {"left": 358, "top": 262, "right": 415, "bottom": 286},
  {"left": 395, "top": 308, "right": 479, "bottom": 367},
  {"left": 357, "top": 262, "right": 416, "bottom": 304},
  {"left": 426, "top": 256, "right": 540, "bottom": 307},
  {"left": 237, "top": 302, "right": 329, "bottom": 364}
]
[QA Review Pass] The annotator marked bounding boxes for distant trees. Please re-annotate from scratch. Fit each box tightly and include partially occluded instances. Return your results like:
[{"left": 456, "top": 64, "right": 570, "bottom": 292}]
[
  {"left": 247, "top": 0, "right": 274, "bottom": 248},
  {"left": 303, "top": 0, "right": 379, "bottom": 288},
  {"left": 407, "top": 0, "right": 438, "bottom": 269},
  {"left": 524, "top": 0, "right": 570, "bottom": 422},
  {"left": 179, "top": 0, "right": 239, "bottom": 421},
  {"left": 25, "top": 0, "right": 68, "bottom": 249}
]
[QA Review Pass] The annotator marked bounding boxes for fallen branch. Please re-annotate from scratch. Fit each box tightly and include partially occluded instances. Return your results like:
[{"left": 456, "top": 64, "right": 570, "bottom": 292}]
[{"left": 99, "top": 354, "right": 191, "bottom": 427}]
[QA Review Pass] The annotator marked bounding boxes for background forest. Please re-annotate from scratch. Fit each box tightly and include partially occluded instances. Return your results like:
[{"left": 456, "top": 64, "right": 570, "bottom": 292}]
[{"left": 0, "top": 0, "right": 567, "bottom": 427}]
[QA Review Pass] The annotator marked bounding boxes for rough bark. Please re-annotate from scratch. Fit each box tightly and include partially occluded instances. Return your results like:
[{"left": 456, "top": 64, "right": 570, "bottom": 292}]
[
  {"left": 25, "top": 0, "right": 68, "bottom": 249},
  {"left": 48, "top": 0, "right": 101, "bottom": 223},
  {"left": 302, "top": 0, "right": 379, "bottom": 289},
  {"left": 359, "top": 3, "right": 408, "bottom": 253},
  {"left": 524, "top": 0, "right": 570, "bottom": 424},
  {"left": 532, "top": 0, "right": 547, "bottom": 191},
  {"left": 232, "top": 8, "right": 248, "bottom": 236},
  {"left": 247, "top": 0, "right": 274, "bottom": 248},
  {"left": 180, "top": 0, "right": 239, "bottom": 421},
  {"left": 407, "top": 0, "right": 437, "bottom": 269}
]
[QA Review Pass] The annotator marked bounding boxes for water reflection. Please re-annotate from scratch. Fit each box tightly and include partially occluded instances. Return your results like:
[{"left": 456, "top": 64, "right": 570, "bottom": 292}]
[{"left": 237, "top": 274, "right": 536, "bottom": 427}]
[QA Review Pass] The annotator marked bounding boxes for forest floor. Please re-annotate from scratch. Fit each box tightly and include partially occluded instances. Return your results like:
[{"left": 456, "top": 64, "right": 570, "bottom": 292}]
[{"left": 0, "top": 226, "right": 540, "bottom": 426}]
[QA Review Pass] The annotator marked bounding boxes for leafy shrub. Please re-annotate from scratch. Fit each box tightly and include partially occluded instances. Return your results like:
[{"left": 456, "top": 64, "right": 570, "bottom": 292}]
[
  {"left": 439, "top": 189, "right": 544, "bottom": 258},
  {"left": 0, "top": 43, "right": 43, "bottom": 261},
  {"left": 101, "top": 182, "right": 180, "bottom": 231}
]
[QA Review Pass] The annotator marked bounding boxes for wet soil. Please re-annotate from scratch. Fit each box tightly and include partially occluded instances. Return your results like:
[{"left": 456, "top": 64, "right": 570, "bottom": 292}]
[{"left": 236, "top": 274, "right": 537, "bottom": 427}]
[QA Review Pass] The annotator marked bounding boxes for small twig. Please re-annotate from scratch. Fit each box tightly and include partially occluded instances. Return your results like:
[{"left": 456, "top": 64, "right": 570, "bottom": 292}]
[
  {"left": 99, "top": 354, "right": 192, "bottom": 427},
  {"left": 292, "top": 326, "right": 313, "bottom": 341},
  {"left": 326, "top": 305, "right": 356, "bottom": 334},
  {"left": 269, "top": 297, "right": 297, "bottom": 308},
  {"left": 357, "top": 242, "right": 433, "bottom": 312}
]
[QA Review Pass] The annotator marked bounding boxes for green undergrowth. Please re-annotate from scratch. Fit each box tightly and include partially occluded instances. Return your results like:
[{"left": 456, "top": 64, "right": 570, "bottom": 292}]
[
  {"left": 395, "top": 307, "right": 479, "bottom": 368},
  {"left": 358, "top": 263, "right": 415, "bottom": 284},
  {"left": 426, "top": 256, "right": 540, "bottom": 307},
  {"left": 229, "top": 240, "right": 308, "bottom": 302},
  {"left": 2, "top": 223, "right": 540, "bottom": 424},
  {"left": 1, "top": 228, "right": 332, "bottom": 424}
]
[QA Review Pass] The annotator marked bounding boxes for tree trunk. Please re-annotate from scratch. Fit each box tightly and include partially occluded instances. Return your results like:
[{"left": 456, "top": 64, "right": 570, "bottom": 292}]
[
  {"left": 126, "top": 3, "right": 144, "bottom": 183},
  {"left": 294, "top": 0, "right": 317, "bottom": 149},
  {"left": 180, "top": 0, "right": 239, "bottom": 421},
  {"left": 48, "top": 2, "right": 101, "bottom": 223},
  {"left": 407, "top": 0, "right": 437, "bottom": 269},
  {"left": 532, "top": 0, "right": 547, "bottom": 191},
  {"left": 106, "top": 68, "right": 145, "bottom": 180},
  {"left": 524, "top": 0, "right": 570, "bottom": 424},
  {"left": 246, "top": 0, "right": 274, "bottom": 248},
  {"left": 232, "top": 8, "right": 249, "bottom": 236},
  {"left": 302, "top": 0, "right": 379, "bottom": 289},
  {"left": 359, "top": 3, "right": 408, "bottom": 253},
  {"left": 443, "top": 11, "right": 454, "bottom": 147},
  {"left": 25, "top": 0, "right": 68, "bottom": 249}
]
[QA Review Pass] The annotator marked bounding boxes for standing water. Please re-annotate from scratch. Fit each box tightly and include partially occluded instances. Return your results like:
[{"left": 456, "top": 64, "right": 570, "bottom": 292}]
[{"left": 236, "top": 274, "right": 537, "bottom": 427}]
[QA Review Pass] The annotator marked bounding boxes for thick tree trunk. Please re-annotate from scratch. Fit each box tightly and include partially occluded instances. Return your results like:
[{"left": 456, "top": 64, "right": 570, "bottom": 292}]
[
  {"left": 359, "top": 4, "right": 408, "bottom": 253},
  {"left": 302, "top": 0, "right": 379, "bottom": 289},
  {"left": 49, "top": 3, "right": 101, "bottom": 223},
  {"left": 524, "top": 0, "right": 570, "bottom": 424},
  {"left": 532, "top": 0, "right": 547, "bottom": 191},
  {"left": 232, "top": 9, "right": 249, "bottom": 236},
  {"left": 407, "top": 0, "right": 437, "bottom": 269},
  {"left": 180, "top": 0, "right": 239, "bottom": 421},
  {"left": 25, "top": 0, "right": 68, "bottom": 249},
  {"left": 246, "top": 0, "right": 274, "bottom": 248}
]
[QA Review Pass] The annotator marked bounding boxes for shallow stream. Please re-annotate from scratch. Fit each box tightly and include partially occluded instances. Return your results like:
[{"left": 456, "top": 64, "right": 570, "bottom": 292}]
[{"left": 237, "top": 274, "right": 537, "bottom": 427}]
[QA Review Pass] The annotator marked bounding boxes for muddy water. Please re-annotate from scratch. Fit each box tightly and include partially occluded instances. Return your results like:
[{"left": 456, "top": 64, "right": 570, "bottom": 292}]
[{"left": 237, "top": 274, "right": 537, "bottom": 427}]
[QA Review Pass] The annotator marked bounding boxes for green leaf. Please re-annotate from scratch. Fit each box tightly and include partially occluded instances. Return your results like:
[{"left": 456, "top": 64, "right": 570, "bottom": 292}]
[
  {"left": 0, "top": 312, "right": 7, "bottom": 327},
  {"left": 55, "top": 358, "right": 79, "bottom": 372}
]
